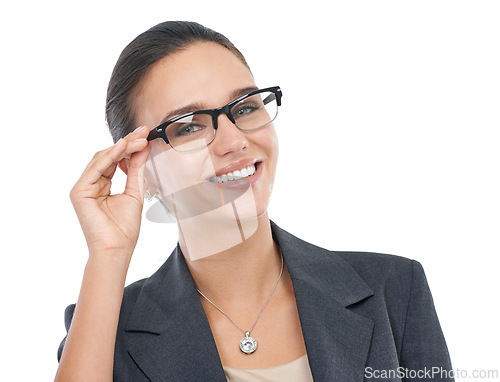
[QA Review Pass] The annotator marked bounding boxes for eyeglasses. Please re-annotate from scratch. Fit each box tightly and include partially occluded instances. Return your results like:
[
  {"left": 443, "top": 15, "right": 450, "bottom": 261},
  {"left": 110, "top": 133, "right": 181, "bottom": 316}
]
[{"left": 147, "top": 86, "right": 282, "bottom": 152}]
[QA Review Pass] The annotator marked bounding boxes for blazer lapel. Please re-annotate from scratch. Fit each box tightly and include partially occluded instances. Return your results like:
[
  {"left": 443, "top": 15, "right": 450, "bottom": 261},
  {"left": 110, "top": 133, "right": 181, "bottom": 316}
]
[
  {"left": 124, "top": 246, "right": 227, "bottom": 381},
  {"left": 123, "top": 222, "right": 375, "bottom": 381},
  {"left": 272, "top": 222, "right": 375, "bottom": 382}
]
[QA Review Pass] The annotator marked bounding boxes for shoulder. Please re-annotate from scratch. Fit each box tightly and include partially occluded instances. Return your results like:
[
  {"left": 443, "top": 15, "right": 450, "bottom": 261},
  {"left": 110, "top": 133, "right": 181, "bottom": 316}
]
[
  {"left": 119, "top": 277, "right": 149, "bottom": 319},
  {"left": 333, "top": 251, "right": 431, "bottom": 315},
  {"left": 271, "top": 221, "right": 432, "bottom": 317},
  {"left": 123, "top": 277, "right": 148, "bottom": 299},
  {"left": 290, "top": 239, "right": 452, "bottom": 368},
  {"left": 273, "top": 221, "right": 422, "bottom": 292},
  {"left": 335, "top": 250, "right": 421, "bottom": 288},
  {"left": 272, "top": 222, "right": 438, "bottom": 324}
]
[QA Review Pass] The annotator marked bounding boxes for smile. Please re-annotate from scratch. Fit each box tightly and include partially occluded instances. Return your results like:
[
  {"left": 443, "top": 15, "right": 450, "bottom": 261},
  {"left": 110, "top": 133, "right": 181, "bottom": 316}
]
[{"left": 208, "top": 164, "right": 257, "bottom": 183}]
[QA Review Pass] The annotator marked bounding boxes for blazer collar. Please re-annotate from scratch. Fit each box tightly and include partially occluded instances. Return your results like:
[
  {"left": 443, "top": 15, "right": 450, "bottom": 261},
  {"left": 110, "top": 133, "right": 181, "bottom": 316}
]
[
  {"left": 124, "top": 221, "right": 374, "bottom": 381},
  {"left": 124, "top": 246, "right": 226, "bottom": 381},
  {"left": 271, "top": 221, "right": 375, "bottom": 382}
]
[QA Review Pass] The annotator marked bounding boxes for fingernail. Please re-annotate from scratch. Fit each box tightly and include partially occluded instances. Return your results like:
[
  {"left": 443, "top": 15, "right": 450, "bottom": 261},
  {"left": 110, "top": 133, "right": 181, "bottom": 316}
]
[
  {"left": 133, "top": 125, "right": 146, "bottom": 133},
  {"left": 133, "top": 137, "right": 147, "bottom": 142}
]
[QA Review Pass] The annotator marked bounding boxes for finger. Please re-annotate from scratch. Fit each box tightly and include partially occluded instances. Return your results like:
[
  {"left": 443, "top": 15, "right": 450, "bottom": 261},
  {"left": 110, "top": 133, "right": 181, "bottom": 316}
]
[
  {"left": 81, "top": 127, "right": 150, "bottom": 185},
  {"left": 123, "top": 142, "right": 153, "bottom": 201}
]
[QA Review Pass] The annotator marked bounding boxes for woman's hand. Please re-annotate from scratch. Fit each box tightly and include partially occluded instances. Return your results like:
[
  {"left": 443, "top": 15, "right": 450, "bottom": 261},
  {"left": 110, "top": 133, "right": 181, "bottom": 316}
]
[
  {"left": 56, "top": 126, "right": 152, "bottom": 381},
  {"left": 70, "top": 125, "right": 152, "bottom": 261}
]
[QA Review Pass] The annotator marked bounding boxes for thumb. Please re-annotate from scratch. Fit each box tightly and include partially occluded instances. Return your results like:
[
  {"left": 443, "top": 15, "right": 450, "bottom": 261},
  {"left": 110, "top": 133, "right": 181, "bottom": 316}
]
[{"left": 123, "top": 143, "right": 152, "bottom": 202}]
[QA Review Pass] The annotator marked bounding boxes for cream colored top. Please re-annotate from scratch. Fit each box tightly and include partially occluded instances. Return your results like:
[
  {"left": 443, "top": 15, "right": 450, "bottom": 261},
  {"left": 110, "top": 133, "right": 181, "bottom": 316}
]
[{"left": 223, "top": 355, "right": 314, "bottom": 382}]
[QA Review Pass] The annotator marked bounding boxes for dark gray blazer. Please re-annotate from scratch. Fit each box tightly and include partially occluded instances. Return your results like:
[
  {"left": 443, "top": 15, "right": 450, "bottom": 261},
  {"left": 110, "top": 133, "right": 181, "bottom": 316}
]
[{"left": 58, "top": 222, "right": 453, "bottom": 381}]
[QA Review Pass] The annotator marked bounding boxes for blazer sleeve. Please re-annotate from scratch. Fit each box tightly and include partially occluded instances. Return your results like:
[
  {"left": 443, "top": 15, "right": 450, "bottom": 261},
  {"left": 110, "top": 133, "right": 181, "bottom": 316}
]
[
  {"left": 57, "top": 304, "right": 76, "bottom": 362},
  {"left": 399, "top": 260, "right": 454, "bottom": 381}
]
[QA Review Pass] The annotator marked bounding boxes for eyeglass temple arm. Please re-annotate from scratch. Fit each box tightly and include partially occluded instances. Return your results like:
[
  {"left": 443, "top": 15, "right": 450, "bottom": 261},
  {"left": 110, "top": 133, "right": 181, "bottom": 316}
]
[
  {"left": 263, "top": 93, "right": 276, "bottom": 106},
  {"left": 270, "top": 87, "right": 282, "bottom": 106},
  {"left": 147, "top": 128, "right": 159, "bottom": 141}
]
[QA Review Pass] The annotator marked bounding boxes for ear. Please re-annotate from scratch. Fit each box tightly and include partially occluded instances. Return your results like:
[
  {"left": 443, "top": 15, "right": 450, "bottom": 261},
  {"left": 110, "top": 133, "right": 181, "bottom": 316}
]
[{"left": 118, "top": 158, "right": 129, "bottom": 175}]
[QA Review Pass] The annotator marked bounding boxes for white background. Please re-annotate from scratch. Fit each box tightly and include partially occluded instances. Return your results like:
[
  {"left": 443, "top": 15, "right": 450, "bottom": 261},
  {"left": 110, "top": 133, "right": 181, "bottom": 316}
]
[{"left": 1, "top": 0, "right": 499, "bottom": 379}]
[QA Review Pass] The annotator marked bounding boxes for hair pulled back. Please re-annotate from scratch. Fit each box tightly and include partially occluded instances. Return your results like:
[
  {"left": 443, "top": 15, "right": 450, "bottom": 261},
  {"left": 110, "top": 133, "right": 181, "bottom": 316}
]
[{"left": 105, "top": 21, "right": 250, "bottom": 142}]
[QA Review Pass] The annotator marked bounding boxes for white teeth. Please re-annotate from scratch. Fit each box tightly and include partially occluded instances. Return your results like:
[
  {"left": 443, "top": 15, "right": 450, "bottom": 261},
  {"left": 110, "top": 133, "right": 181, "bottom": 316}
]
[{"left": 209, "top": 164, "right": 257, "bottom": 183}]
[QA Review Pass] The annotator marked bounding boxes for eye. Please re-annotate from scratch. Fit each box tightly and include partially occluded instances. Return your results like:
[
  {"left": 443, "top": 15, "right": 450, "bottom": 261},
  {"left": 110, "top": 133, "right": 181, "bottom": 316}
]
[
  {"left": 175, "top": 123, "right": 206, "bottom": 136},
  {"left": 233, "top": 103, "right": 260, "bottom": 118}
]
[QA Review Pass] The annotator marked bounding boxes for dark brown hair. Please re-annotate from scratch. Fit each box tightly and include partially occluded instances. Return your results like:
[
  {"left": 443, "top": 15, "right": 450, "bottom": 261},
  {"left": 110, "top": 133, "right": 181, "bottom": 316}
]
[{"left": 105, "top": 21, "right": 250, "bottom": 142}]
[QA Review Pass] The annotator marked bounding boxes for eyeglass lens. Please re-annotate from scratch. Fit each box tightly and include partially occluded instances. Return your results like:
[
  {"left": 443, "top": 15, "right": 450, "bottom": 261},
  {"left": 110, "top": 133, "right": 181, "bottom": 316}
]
[{"left": 165, "top": 90, "right": 278, "bottom": 152}]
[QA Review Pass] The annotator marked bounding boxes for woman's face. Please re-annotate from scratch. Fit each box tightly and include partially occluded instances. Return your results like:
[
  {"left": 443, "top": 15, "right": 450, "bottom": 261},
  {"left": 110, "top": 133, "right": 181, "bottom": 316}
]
[{"left": 134, "top": 42, "right": 279, "bottom": 232}]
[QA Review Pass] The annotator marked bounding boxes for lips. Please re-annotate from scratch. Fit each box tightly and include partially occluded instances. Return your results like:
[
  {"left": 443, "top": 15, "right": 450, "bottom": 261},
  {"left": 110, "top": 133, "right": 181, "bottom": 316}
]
[
  {"left": 208, "top": 164, "right": 257, "bottom": 183},
  {"left": 207, "top": 159, "right": 262, "bottom": 184}
]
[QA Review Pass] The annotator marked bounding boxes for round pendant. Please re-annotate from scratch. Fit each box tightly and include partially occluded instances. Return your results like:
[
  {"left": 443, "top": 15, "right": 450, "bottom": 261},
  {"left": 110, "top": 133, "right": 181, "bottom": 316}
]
[{"left": 239, "top": 332, "right": 257, "bottom": 354}]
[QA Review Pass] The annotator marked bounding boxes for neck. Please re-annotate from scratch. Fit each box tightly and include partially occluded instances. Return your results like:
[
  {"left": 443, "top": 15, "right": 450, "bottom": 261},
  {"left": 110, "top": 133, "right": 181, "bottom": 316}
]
[{"left": 180, "top": 213, "right": 282, "bottom": 308}]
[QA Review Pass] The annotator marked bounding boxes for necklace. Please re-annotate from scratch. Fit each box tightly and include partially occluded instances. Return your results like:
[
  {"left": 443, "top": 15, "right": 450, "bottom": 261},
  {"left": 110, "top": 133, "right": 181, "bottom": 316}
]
[{"left": 196, "top": 251, "right": 284, "bottom": 355}]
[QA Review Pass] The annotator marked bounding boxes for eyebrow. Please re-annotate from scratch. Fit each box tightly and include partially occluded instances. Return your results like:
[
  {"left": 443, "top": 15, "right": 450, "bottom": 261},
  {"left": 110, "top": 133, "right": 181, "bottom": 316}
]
[{"left": 159, "top": 86, "right": 259, "bottom": 125}]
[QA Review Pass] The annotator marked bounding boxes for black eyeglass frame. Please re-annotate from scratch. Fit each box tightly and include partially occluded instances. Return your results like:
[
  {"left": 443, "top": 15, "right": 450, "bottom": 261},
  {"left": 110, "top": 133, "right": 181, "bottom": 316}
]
[{"left": 146, "top": 86, "right": 282, "bottom": 150}]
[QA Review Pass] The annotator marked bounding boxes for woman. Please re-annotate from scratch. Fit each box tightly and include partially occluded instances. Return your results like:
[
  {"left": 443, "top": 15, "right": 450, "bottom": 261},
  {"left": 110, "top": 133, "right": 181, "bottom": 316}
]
[{"left": 55, "top": 21, "right": 453, "bottom": 381}]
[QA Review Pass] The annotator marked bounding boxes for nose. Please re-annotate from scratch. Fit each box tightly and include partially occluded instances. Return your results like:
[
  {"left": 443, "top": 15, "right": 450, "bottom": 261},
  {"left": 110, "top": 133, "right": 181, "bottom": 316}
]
[{"left": 212, "top": 113, "right": 249, "bottom": 156}]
